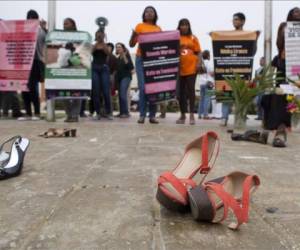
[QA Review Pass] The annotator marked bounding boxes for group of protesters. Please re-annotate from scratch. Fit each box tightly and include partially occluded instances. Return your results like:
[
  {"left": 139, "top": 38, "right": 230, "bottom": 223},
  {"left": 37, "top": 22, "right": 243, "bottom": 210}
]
[{"left": 1, "top": 6, "right": 300, "bottom": 128}]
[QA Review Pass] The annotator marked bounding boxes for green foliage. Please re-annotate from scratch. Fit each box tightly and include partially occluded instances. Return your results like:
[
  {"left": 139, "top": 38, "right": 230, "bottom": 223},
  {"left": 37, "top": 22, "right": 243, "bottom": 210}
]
[
  {"left": 224, "top": 64, "right": 278, "bottom": 121},
  {"left": 287, "top": 73, "right": 300, "bottom": 87}
]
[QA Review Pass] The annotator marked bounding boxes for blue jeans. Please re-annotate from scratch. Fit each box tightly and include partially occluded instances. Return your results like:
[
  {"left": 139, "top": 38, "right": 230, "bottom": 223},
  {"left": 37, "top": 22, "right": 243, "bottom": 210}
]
[
  {"left": 118, "top": 77, "right": 131, "bottom": 115},
  {"left": 255, "top": 94, "right": 263, "bottom": 119},
  {"left": 92, "top": 64, "right": 111, "bottom": 115},
  {"left": 135, "top": 56, "right": 156, "bottom": 118},
  {"left": 222, "top": 103, "right": 231, "bottom": 120},
  {"left": 198, "top": 85, "right": 211, "bottom": 117}
]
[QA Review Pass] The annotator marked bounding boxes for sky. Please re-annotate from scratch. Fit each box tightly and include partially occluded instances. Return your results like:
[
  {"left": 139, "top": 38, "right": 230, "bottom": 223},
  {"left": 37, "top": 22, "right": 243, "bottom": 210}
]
[{"left": 1, "top": 0, "right": 299, "bottom": 69}]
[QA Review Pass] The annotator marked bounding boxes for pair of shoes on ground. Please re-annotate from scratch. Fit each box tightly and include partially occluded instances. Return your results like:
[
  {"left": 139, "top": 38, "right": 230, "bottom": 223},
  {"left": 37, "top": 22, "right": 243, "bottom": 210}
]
[
  {"left": 0, "top": 136, "right": 30, "bottom": 180},
  {"left": 176, "top": 117, "right": 195, "bottom": 125},
  {"left": 156, "top": 131, "right": 260, "bottom": 230},
  {"left": 114, "top": 113, "right": 130, "bottom": 118},
  {"left": 93, "top": 114, "right": 113, "bottom": 121},
  {"left": 1, "top": 112, "right": 24, "bottom": 119},
  {"left": 39, "top": 128, "right": 77, "bottom": 138},
  {"left": 18, "top": 116, "right": 41, "bottom": 121},
  {"left": 231, "top": 124, "right": 287, "bottom": 147},
  {"left": 138, "top": 117, "right": 159, "bottom": 124},
  {"left": 198, "top": 116, "right": 212, "bottom": 120}
]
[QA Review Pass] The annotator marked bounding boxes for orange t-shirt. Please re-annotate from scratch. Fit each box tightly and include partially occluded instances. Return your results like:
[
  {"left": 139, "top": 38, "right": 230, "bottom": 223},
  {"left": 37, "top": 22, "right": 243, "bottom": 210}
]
[
  {"left": 134, "top": 22, "right": 162, "bottom": 56},
  {"left": 179, "top": 35, "right": 201, "bottom": 76}
]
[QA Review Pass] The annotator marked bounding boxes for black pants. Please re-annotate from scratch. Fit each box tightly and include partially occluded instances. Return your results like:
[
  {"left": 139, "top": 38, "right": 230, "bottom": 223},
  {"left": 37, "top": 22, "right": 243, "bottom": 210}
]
[
  {"left": 1, "top": 92, "right": 22, "bottom": 116},
  {"left": 80, "top": 100, "right": 86, "bottom": 116},
  {"left": 261, "top": 94, "right": 291, "bottom": 130},
  {"left": 22, "top": 59, "right": 44, "bottom": 116},
  {"left": 64, "top": 99, "right": 81, "bottom": 120},
  {"left": 178, "top": 74, "right": 196, "bottom": 114}
]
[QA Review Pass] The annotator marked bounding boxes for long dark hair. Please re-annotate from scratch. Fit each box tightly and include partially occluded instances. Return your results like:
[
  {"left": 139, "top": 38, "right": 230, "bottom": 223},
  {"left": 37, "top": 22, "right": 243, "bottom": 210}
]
[
  {"left": 177, "top": 18, "right": 192, "bottom": 36},
  {"left": 142, "top": 6, "right": 158, "bottom": 25},
  {"left": 64, "top": 18, "right": 77, "bottom": 31},
  {"left": 116, "top": 42, "right": 128, "bottom": 54},
  {"left": 287, "top": 7, "right": 300, "bottom": 21}
]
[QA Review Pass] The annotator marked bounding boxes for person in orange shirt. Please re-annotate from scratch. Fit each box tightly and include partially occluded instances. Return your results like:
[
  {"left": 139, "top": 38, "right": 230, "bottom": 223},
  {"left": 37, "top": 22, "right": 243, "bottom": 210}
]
[
  {"left": 129, "top": 6, "right": 161, "bottom": 124},
  {"left": 176, "top": 18, "right": 201, "bottom": 125}
]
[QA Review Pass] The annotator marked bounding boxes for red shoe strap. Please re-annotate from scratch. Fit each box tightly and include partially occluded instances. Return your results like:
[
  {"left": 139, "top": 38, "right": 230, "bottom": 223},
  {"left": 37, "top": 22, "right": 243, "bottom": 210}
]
[
  {"left": 205, "top": 175, "right": 259, "bottom": 229},
  {"left": 158, "top": 172, "right": 196, "bottom": 203},
  {"left": 199, "top": 132, "right": 220, "bottom": 182},
  {"left": 200, "top": 134, "right": 209, "bottom": 174}
]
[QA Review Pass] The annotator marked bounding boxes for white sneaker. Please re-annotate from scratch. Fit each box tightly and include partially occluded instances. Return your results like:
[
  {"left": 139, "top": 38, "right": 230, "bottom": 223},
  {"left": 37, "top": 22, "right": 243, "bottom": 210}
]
[
  {"left": 31, "top": 116, "right": 41, "bottom": 121},
  {"left": 17, "top": 116, "right": 30, "bottom": 121}
]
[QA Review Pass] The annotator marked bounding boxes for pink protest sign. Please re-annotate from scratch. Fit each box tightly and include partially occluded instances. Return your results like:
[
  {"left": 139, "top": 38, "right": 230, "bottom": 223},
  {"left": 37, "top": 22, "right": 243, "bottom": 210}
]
[{"left": 0, "top": 20, "right": 39, "bottom": 91}]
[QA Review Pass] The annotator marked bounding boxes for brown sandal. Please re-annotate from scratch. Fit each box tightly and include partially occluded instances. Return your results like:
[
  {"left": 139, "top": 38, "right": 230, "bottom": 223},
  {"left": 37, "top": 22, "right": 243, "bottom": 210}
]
[{"left": 39, "top": 128, "right": 77, "bottom": 138}]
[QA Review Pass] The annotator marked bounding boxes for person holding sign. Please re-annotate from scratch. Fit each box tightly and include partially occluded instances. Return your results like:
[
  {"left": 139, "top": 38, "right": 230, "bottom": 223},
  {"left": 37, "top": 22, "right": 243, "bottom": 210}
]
[
  {"left": 220, "top": 13, "right": 246, "bottom": 126},
  {"left": 62, "top": 18, "right": 83, "bottom": 122},
  {"left": 176, "top": 18, "right": 201, "bottom": 125},
  {"left": 260, "top": 8, "right": 300, "bottom": 131},
  {"left": 18, "top": 10, "right": 46, "bottom": 121},
  {"left": 276, "top": 7, "right": 300, "bottom": 55},
  {"left": 129, "top": 6, "right": 161, "bottom": 124}
]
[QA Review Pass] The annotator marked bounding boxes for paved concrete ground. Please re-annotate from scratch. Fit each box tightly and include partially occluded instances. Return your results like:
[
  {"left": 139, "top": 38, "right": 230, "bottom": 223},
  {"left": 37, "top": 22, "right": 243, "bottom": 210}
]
[{"left": 0, "top": 113, "right": 300, "bottom": 250}]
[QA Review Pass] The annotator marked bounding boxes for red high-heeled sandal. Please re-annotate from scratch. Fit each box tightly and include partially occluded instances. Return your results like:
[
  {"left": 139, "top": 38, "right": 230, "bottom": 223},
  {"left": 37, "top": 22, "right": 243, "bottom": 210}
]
[
  {"left": 188, "top": 171, "right": 260, "bottom": 229},
  {"left": 156, "top": 131, "right": 220, "bottom": 212}
]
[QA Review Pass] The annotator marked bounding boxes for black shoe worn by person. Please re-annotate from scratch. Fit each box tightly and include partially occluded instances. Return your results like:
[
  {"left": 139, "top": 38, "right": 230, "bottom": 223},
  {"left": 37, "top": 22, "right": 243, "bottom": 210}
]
[
  {"left": 272, "top": 124, "right": 287, "bottom": 148},
  {"left": 12, "top": 112, "right": 24, "bottom": 119},
  {"left": 137, "top": 117, "right": 145, "bottom": 124},
  {"left": 64, "top": 117, "right": 79, "bottom": 122},
  {"left": 80, "top": 113, "right": 88, "bottom": 118},
  {"left": 149, "top": 118, "right": 159, "bottom": 124},
  {"left": 159, "top": 113, "right": 166, "bottom": 119}
]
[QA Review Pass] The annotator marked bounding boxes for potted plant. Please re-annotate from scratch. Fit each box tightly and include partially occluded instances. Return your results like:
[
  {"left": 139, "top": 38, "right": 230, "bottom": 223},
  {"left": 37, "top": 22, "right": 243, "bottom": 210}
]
[{"left": 224, "top": 65, "right": 277, "bottom": 130}]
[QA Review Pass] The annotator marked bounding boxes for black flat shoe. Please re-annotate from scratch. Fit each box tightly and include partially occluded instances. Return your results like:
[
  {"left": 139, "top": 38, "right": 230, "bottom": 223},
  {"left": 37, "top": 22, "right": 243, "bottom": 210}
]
[
  {"left": 137, "top": 117, "right": 145, "bottom": 124},
  {"left": 272, "top": 124, "right": 287, "bottom": 148},
  {"left": 149, "top": 118, "right": 159, "bottom": 124},
  {"left": 0, "top": 136, "right": 30, "bottom": 180}
]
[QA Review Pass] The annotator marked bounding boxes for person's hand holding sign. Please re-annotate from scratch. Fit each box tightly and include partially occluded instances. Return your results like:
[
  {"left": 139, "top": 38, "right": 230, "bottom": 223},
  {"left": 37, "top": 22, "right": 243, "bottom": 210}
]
[{"left": 129, "top": 29, "right": 139, "bottom": 47}]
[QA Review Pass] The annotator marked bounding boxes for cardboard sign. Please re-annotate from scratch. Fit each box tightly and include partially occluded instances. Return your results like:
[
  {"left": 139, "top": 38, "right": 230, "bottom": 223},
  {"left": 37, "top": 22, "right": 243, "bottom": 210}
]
[
  {"left": 139, "top": 31, "right": 180, "bottom": 103},
  {"left": 0, "top": 20, "right": 39, "bottom": 91},
  {"left": 45, "top": 30, "right": 92, "bottom": 99}
]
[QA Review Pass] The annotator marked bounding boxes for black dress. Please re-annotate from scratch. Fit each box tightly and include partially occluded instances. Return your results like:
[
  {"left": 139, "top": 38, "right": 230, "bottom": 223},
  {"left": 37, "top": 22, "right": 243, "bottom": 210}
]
[{"left": 261, "top": 55, "right": 291, "bottom": 130}]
